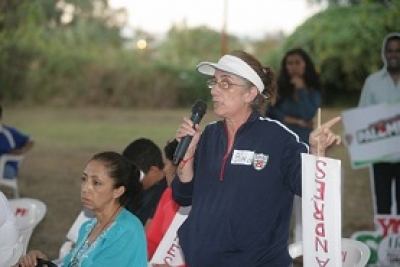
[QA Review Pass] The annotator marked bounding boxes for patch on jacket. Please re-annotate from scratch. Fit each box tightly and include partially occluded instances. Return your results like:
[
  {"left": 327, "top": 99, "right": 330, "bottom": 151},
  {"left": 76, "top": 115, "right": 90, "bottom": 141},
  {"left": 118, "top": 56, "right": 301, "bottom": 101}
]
[{"left": 253, "top": 153, "right": 269, "bottom": 170}]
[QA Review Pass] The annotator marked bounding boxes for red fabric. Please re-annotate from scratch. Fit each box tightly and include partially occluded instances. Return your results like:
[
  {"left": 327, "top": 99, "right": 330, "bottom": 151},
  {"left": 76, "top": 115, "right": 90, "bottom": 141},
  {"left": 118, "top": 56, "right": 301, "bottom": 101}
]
[{"left": 146, "top": 187, "right": 179, "bottom": 260}]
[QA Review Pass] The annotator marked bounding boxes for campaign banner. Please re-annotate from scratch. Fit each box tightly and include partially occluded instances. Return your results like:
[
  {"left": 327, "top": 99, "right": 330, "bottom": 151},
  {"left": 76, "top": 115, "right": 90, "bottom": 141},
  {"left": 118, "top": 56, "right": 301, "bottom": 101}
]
[
  {"left": 301, "top": 153, "right": 342, "bottom": 266},
  {"left": 341, "top": 102, "right": 400, "bottom": 169},
  {"left": 149, "top": 206, "right": 191, "bottom": 266},
  {"left": 352, "top": 215, "right": 400, "bottom": 266}
]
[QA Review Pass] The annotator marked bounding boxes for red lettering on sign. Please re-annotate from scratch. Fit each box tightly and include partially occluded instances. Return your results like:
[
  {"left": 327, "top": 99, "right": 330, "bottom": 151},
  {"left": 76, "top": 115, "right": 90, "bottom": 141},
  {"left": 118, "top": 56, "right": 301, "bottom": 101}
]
[
  {"left": 377, "top": 217, "right": 400, "bottom": 237},
  {"left": 15, "top": 207, "right": 28, "bottom": 216},
  {"left": 315, "top": 160, "right": 327, "bottom": 179},
  {"left": 163, "top": 236, "right": 181, "bottom": 264},
  {"left": 315, "top": 236, "right": 328, "bottom": 252},
  {"left": 316, "top": 257, "right": 330, "bottom": 266}
]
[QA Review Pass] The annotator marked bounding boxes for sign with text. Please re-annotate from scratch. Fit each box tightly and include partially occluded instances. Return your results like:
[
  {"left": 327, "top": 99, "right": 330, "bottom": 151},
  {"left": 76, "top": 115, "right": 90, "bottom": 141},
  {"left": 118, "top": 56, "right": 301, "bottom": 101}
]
[
  {"left": 302, "top": 153, "right": 342, "bottom": 266},
  {"left": 341, "top": 102, "right": 400, "bottom": 169},
  {"left": 150, "top": 206, "right": 191, "bottom": 266},
  {"left": 352, "top": 215, "right": 400, "bottom": 266}
]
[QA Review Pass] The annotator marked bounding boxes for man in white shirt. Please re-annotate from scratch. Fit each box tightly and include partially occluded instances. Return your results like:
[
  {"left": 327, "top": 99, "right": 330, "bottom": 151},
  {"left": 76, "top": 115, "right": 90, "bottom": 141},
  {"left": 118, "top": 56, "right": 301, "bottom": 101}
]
[{"left": 358, "top": 32, "right": 400, "bottom": 215}]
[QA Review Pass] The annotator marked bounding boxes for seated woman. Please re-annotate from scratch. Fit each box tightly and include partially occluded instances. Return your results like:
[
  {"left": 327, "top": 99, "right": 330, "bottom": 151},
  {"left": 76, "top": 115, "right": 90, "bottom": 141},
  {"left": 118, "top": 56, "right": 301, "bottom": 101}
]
[{"left": 16, "top": 151, "right": 147, "bottom": 267}]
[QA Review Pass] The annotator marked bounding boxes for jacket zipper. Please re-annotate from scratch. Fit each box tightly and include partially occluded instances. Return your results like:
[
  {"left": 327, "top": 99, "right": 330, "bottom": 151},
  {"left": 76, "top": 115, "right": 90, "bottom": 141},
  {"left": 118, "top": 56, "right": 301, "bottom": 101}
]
[{"left": 219, "top": 122, "right": 233, "bottom": 181}]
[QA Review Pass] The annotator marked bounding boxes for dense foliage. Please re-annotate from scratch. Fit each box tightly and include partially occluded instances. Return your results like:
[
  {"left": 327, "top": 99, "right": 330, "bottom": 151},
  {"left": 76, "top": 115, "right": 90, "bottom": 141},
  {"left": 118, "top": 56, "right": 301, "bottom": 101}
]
[
  {"left": 1, "top": 0, "right": 399, "bottom": 107},
  {"left": 264, "top": 1, "right": 400, "bottom": 106}
]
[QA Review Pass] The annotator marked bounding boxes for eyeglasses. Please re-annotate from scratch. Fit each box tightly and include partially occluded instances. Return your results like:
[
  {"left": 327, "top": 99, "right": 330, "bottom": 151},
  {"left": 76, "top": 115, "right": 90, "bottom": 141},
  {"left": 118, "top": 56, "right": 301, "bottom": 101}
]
[{"left": 206, "top": 79, "right": 246, "bottom": 90}]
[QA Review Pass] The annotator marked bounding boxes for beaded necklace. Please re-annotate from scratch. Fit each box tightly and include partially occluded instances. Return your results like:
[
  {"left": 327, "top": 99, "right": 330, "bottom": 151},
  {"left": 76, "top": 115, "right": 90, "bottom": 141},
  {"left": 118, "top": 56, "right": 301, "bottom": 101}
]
[{"left": 67, "top": 206, "right": 121, "bottom": 267}]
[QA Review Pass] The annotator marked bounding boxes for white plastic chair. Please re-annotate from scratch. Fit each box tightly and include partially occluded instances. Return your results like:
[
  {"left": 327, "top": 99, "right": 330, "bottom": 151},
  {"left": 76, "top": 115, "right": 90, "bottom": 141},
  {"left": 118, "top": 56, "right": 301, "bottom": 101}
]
[
  {"left": 8, "top": 198, "right": 47, "bottom": 255},
  {"left": 0, "top": 154, "right": 24, "bottom": 198},
  {"left": 57, "top": 209, "right": 93, "bottom": 259},
  {"left": 0, "top": 191, "right": 24, "bottom": 267},
  {"left": 288, "top": 238, "right": 371, "bottom": 267},
  {"left": 0, "top": 237, "right": 24, "bottom": 267}
]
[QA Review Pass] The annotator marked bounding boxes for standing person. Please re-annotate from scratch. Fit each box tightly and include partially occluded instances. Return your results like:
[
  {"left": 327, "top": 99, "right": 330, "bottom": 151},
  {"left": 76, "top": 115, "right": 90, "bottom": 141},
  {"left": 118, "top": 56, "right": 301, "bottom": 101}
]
[
  {"left": 17, "top": 151, "right": 147, "bottom": 267},
  {"left": 358, "top": 32, "right": 400, "bottom": 215},
  {"left": 0, "top": 104, "right": 35, "bottom": 178},
  {"left": 123, "top": 138, "right": 168, "bottom": 228},
  {"left": 146, "top": 138, "right": 181, "bottom": 261},
  {"left": 267, "top": 48, "right": 322, "bottom": 243},
  {"left": 171, "top": 50, "right": 341, "bottom": 266},
  {"left": 267, "top": 48, "right": 322, "bottom": 145}
]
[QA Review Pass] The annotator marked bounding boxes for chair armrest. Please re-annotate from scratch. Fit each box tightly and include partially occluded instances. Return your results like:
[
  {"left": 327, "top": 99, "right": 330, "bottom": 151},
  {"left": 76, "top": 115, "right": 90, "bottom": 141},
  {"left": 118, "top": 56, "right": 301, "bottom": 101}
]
[
  {"left": 2, "top": 154, "right": 24, "bottom": 162},
  {"left": 59, "top": 240, "right": 74, "bottom": 259}
]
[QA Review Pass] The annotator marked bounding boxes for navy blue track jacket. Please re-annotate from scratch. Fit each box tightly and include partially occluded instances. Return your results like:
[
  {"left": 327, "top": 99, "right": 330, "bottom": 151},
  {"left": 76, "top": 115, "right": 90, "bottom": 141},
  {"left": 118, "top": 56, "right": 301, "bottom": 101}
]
[{"left": 171, "top": 111, "right": 308, "bottom": 267}]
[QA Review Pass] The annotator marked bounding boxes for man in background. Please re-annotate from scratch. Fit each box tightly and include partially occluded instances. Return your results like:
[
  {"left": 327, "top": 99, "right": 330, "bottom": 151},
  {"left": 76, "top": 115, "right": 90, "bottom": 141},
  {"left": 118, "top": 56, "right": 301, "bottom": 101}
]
[
  {"left": 123, "top": 138, "right": 167, "bottom": 228},
  {"left": 358, "top": 32, "right": 400, "bottom": 215}
]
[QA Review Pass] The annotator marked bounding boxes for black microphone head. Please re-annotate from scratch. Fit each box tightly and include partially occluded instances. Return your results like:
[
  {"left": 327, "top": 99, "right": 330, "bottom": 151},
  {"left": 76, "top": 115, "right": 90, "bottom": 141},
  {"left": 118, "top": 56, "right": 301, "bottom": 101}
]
[{"left": 192, "top": 100, "right": 207, "bottom": 117}]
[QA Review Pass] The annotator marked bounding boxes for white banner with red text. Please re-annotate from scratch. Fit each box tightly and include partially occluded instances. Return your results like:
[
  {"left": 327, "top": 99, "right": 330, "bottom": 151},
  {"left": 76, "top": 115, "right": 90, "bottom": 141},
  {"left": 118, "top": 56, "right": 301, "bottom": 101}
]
[
  {"left": 352, "top": 215, "right": 400, "bottom": 266},
  {"left": 301, "top": 153, "right": 342, "bottom": 266},
  {"left": 149, "top": 206, "right": 191, "bottom": 267},
  {"left": 341, "top": 102, "right": 400, "bottom": 169}
]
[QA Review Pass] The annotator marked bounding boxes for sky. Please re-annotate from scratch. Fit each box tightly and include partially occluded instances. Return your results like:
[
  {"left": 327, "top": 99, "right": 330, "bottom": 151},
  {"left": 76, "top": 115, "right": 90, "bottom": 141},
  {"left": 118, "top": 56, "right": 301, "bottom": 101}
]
[{"left": 109, "top": 0, "right": 324, "bottom": 39}]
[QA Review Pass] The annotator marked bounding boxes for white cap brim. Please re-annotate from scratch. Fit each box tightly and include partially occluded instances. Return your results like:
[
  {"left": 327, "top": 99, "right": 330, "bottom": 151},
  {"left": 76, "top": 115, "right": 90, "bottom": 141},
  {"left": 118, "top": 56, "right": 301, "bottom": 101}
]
[{"left": 196, "top": 55, "right": 264, "bottom": 93}]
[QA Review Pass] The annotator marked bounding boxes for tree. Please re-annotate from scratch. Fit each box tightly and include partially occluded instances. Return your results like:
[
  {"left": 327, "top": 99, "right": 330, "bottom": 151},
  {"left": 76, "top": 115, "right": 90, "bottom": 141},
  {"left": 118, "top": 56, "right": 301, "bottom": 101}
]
[
  {"left": 266, "top": 1, "right": 400, "bottom": 106},
  {"left": 0, "top": 0, "right": 126, "bottom": 101},
  {"left": 306, "top": 0, "right": 392, "bottom": 6}
]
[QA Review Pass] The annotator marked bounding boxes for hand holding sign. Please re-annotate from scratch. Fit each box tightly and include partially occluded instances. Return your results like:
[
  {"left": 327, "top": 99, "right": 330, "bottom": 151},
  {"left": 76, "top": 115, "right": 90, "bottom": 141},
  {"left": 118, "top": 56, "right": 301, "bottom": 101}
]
[{"left": 309, "top": 115, "right": 342, "bottom": 157}]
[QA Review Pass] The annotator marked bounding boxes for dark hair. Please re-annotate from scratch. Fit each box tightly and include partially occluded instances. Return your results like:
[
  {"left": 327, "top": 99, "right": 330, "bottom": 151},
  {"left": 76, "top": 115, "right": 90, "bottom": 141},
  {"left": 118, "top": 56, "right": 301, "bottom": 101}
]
[
  {"left": 276, "top": 48, "right": 321, "bottom": 105},
  {"left": 0, "top": 104, "right": 2, "bottom": 117},
  {"left": 90, "top": 151, "right": 143, "bottom": 211},
  {"left": 386, "top": 35, "right": 400, "bottom": 51},
  {"left": 164, "top": 139, "right": 179, "bottom": 161},
  {"left": 122, "top": 138, "right": 164, "bottom": 173},
  {"left": 228, "top": 50, "right": 277, "bottom": 114}
]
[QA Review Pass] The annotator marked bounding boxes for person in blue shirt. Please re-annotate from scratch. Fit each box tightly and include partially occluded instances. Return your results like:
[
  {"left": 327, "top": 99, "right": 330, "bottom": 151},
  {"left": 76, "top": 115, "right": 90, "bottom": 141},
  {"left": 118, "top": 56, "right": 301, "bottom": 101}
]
[
  {"left": 171, "top": 50, "right": 341, "bottom": 267},
  {"left": 0, "top": 105, "right": 35, "bottom": 178},
  {"left": 17, "top": 151, "right": 147, "bottom": 267},
  {"left": 267, "top": 48, "right": 322, "bottom": 145},
  {"left": 266, "top": 48, "right": 322, "bottom": 244}
]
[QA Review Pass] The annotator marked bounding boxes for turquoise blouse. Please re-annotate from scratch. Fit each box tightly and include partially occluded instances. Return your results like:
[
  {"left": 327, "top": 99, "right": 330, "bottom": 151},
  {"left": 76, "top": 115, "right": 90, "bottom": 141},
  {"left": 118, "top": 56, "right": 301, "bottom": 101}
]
[{"left": 63, "top": 208, "right": 147, "bottom": 267}]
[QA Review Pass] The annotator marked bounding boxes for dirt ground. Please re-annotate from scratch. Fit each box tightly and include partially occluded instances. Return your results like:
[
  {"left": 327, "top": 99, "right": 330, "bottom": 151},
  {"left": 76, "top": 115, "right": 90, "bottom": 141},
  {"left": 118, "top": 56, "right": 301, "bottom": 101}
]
[{"left": 1, "top": 107, "right": 375, "bottom": 263}]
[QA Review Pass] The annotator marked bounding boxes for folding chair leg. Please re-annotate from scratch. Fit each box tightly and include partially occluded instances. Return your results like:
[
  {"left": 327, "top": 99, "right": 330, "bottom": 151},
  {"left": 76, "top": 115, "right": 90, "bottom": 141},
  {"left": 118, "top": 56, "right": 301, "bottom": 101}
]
[{"left": 14, "top": 188, "right": 20, "bottom": 198}]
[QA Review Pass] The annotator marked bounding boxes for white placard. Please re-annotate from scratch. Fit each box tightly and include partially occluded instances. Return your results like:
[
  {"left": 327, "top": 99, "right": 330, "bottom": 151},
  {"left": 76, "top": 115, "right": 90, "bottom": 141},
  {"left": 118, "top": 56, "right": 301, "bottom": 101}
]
[
  {"left": 341, "top": 102, "right": 400, "bottom": 169},
  {"left": 149, "top": 206, "right": 190, "bottom": 266},
  {"left": 302, "top": 153, "right": 342, "bottom": 266}
]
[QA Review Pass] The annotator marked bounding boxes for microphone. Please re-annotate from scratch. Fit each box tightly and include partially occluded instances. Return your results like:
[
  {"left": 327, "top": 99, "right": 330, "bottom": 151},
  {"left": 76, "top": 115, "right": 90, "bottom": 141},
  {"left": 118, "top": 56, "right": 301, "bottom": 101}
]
[{"left": 172, "top": 100, "right": 207, "bottom": 166}]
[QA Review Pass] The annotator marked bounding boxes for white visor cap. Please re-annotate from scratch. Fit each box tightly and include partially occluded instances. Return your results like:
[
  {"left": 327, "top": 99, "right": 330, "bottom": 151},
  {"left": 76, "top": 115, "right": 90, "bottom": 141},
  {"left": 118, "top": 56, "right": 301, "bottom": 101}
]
[{"left": 196, "top": 55, "right": 264, "bottom": 93}]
